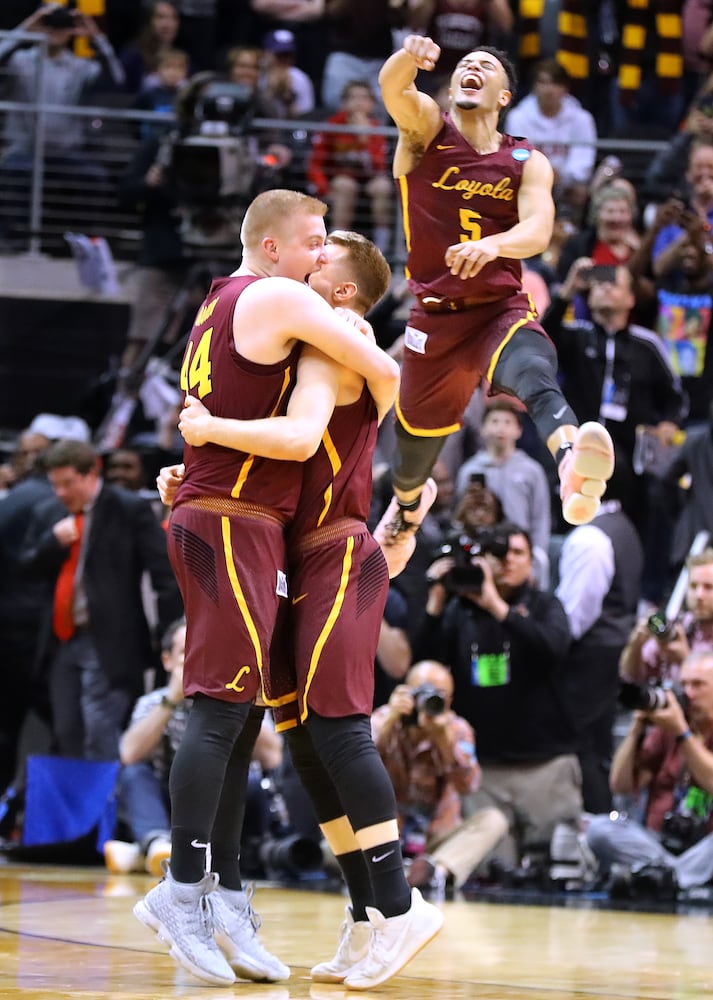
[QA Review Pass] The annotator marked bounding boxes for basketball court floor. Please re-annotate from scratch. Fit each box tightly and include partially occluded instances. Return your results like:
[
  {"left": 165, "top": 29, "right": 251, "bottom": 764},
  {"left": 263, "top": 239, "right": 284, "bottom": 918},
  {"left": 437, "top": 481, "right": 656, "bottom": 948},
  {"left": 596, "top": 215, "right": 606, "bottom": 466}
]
[{"left": 0, "top": 862, "right": 710, "bottom": 998}]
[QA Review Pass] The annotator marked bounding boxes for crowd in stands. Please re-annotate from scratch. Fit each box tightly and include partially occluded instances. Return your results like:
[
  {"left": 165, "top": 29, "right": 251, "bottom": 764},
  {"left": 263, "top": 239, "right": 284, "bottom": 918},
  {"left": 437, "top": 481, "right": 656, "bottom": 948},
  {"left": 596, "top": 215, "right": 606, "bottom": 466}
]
[{"left": 2, "top": 0, "right": 713, "bottom": 907}]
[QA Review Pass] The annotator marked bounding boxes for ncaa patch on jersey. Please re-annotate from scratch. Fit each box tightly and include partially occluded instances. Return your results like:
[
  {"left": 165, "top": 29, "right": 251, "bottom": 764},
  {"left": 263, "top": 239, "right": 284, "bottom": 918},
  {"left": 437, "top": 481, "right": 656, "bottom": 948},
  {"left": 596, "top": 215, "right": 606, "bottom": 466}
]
[
  {"left": 512, "top": 148, "right": 530, "bottom": 161},
  {"left": 404, "top": 325, "right": 428, "bottom": 354}
]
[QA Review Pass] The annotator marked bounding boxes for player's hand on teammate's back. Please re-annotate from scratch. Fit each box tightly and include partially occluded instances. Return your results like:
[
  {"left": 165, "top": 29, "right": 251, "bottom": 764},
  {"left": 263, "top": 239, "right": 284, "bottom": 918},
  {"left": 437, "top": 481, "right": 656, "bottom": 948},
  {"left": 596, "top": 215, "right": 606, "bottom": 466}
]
[{"left": 334, "top": 307, "right": 375, "bottom": 341}]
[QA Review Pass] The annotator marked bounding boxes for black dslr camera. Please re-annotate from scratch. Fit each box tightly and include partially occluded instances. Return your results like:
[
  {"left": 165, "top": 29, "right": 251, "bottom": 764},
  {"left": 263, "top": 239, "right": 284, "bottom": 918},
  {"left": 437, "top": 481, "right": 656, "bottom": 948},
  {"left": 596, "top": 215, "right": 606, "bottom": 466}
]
[
  {"left": 619, "top": 680, "right": 688, "bottom": 714},
  {"left": 435, "top": 525, "right": 510, "bottom": 596},
  {"left": 404, "top": 683, "right": 446, "bottom": 726},
  {"left": 660, "top": 810, "right": 709, "bottom": 855}
]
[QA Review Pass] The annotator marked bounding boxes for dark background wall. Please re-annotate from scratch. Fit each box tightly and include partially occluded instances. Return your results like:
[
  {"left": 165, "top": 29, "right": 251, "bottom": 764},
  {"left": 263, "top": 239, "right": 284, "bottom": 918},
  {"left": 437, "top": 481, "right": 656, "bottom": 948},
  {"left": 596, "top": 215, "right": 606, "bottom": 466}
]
[{"left": 0, "top": 296, "right": 129, "bottom": 432}]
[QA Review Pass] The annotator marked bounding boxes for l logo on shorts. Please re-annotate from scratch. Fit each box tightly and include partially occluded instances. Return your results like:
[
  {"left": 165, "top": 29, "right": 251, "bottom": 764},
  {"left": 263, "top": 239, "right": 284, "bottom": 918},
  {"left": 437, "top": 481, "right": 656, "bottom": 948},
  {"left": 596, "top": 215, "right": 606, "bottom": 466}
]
[
  {"left": 276, "top": 570, "right": 288, "bottom": 598},
  {"left": 404, "top": 325, "right": 428, "bottom": 354}
]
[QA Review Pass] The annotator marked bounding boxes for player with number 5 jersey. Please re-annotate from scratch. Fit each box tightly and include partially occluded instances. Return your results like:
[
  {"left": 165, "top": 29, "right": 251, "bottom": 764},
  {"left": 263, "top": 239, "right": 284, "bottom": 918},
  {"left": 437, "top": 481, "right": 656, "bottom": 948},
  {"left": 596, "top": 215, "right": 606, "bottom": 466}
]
[{"left": 374, "top": 35, "right": 615, "bottom": 565}]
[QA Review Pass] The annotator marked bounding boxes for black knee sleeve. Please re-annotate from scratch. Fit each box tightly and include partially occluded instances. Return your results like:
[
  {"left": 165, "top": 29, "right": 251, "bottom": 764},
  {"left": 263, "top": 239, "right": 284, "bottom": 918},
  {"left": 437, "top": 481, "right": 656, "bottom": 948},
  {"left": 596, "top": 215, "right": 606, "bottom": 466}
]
[
  {"left": 169, "top": 694, "right": 253, "bottom": 835},
  {"left": 212, "top": 704, "right": 265, "bottom": 849},
  {"left": 392, "top": 420, "right": 449, "bottom": 494},
  {"left": 305, "top": 713, "right": 397, "bottom": 832},
  {"left": 284, "top": 724, "right": 345, "bottom": 825},
  {"left": 491, "top": 328, "right": 578, "bottom": 444}
]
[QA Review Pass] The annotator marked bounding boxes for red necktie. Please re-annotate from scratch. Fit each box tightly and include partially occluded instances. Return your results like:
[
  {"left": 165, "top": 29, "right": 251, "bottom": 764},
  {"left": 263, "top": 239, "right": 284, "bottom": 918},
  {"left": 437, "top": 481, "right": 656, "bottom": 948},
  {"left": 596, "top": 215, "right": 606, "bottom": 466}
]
[{"left": 52, "top": 513, "right": 84, "bottom": 641}]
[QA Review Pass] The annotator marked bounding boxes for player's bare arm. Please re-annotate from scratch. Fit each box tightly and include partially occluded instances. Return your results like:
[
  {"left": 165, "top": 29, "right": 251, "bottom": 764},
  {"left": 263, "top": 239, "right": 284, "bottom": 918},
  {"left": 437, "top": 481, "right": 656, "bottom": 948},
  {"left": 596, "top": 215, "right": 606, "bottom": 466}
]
[
  {"left": 179, "top": 348, "right": 339, "bottom": 460},
  {"left": 235, "top": 278, "right": 399, "bottom": 421},
  {"left": 444, "top": 149, "right": 555, "bottom": 279},
  {"left": 378, "top": 35, "right": 444, "bottom": 176}
]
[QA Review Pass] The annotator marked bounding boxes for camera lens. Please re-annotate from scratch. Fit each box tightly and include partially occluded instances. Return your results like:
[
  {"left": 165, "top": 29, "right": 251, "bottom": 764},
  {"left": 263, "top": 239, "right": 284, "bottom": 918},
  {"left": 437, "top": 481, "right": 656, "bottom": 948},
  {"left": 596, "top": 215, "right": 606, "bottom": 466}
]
[
  {"left": 413, "top": 684, "right": 446, "bottom": 717},
  {"left": 619, "top": 682, "right": 669, "bottom": 711}
]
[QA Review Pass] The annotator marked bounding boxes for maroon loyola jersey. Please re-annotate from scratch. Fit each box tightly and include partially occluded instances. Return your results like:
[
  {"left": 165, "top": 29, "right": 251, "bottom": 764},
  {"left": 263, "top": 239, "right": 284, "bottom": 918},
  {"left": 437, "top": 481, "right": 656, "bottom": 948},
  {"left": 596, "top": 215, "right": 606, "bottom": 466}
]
[
  {"left": 289, "top": 382, "right": 377, "bottom": 536},
  {"left": 174, "top": 274, "right": 303, "bottom": 518},
  {"left": 398, "top": 116, "right": 534, "bottom": 302}
]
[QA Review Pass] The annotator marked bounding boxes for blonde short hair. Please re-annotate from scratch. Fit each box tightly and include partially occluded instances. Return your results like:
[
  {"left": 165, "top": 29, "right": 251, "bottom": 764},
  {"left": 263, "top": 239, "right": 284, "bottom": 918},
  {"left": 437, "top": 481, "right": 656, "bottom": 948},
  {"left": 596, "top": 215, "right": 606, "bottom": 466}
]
[{"left": 240, "top": 189, "right": 327, "bottom": 250}]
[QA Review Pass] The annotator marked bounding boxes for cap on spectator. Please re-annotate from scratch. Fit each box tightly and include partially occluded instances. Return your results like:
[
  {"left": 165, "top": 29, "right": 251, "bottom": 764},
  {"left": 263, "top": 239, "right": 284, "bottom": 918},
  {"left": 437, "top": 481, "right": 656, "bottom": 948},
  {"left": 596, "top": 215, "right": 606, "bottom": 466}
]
[
  {"left": 263, "top": 29, "right": 296, "bottom": 55},
  {"left": 29, "top": 413, "right": 91, "bottom": 443}
]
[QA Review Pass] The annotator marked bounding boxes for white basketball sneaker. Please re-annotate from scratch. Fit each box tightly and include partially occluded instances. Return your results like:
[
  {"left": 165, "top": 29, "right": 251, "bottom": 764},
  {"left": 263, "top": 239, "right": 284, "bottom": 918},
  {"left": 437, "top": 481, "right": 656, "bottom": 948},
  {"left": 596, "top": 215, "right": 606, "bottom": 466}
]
[
  {"left": 310, "top": 905, "right": 371, "bottom": 983},
  {"left": 132, "top": 863, "right": 235, "bottom": 986},
  {"left": 559, "top": 422, "right": 615, "bottom": 525},
  {"left": 211, "top": 883, "right": 290, "bottom": 982},
  {"left": 343, "top": 888, "right": 443, "bottom": 990}
]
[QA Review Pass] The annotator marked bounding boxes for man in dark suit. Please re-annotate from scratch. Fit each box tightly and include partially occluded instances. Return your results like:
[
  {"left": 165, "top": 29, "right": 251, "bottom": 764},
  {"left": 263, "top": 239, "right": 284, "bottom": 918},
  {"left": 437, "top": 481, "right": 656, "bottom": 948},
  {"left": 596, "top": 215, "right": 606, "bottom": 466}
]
[{"left": 18, "top": 438, "right": 183, "bottom": 760}]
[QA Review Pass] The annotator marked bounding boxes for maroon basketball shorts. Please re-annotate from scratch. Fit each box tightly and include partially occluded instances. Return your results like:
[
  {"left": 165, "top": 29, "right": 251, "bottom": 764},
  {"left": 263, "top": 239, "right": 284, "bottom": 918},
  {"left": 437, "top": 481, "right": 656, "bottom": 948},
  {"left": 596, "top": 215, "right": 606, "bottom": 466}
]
[
  {"left": 397, "top": 291, "right": 547, "bottom": 434},
  {"left": 265, "top": 522, "right": 389, "bottom": 731},
  {"left": 168, "top": 499, "right": 288, "bottom": 703}
]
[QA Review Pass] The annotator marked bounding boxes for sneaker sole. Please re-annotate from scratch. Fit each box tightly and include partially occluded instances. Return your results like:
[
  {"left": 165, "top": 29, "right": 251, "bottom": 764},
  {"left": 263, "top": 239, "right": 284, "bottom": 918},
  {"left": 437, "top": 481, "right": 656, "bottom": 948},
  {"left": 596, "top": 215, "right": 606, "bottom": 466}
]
[
  {"left": 214, "top": 931, "right": 289, "bottom": 982},
  {"left": 133, "top": 899, "right": 236, "bottom": 986},
  {"left": 311, "top": 955, "right": 369, "bottom": 984},
  {"left": 311, "top": 969, "right": 348, "bottom": 983},
  {"left": 343, "top": 908, "right": 444, "bottom": 991},
  {"left": 562, "top": 492, "right": 600, "bottom": 527},
  {"left": 562, "top": 423, "right": 615, "bottom": 526},
  {"left": 572, "top": 423, "right": 615, "bottom": 481}
]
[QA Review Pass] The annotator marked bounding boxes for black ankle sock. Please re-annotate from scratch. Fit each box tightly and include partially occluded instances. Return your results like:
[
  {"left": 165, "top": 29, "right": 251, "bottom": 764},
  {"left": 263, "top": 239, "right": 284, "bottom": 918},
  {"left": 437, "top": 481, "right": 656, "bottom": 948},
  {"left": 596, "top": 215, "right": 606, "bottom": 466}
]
[
  {"left": 169, "top": 826, "right": 208, "bottom": 884},
  {"left": 556, "top": 442, "right": 573, "bottom": 467},
  {"left": 336, "top": 848, "right": 373, "bottom": 921},
  {"left": 210, "top": 846, "right": 242, "bottom": 891},
  {"left": 362, "top": 839, "right": 411, "bottom": 917}
]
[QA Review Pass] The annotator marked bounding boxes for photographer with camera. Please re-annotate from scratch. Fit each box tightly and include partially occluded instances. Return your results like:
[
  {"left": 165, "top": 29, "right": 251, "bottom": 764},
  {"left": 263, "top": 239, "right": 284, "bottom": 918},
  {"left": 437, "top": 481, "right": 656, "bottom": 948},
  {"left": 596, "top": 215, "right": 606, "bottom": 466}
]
[
  {"left": 620, "top": 548, "right": 713, "bottom": 688},
  {"left": 415, "top": 522, "right": 581, "bottom": 871},
  {"left": 371, "top": 660, "right": 507, "bottom": 895},
  {"left": 586, "top": 649, "right": 713, "bottom": 899}
]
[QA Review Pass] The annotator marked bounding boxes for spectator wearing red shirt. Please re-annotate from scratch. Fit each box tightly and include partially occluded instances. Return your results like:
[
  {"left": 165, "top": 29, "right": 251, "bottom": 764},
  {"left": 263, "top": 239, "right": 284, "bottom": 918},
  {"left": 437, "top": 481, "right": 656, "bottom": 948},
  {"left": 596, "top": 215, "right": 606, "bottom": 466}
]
[{"left": 307, "top": 80, "right": 392, "bottom": 255}]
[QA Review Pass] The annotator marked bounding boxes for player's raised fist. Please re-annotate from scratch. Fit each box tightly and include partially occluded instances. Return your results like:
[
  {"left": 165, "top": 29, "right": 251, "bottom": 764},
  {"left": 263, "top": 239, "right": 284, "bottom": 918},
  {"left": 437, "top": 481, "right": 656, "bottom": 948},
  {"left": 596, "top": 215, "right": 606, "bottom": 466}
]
[{"left": 401, "top": 34, "right": 441, "bottom": 71}]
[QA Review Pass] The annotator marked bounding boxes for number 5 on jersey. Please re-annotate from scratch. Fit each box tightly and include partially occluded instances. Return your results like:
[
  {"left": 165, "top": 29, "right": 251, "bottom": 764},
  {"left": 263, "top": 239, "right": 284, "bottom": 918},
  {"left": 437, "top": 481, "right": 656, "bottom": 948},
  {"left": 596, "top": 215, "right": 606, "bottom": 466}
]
[
  {"left": 180, "top": 328, "right": 214, "bottom": 398},
  {"left": 459, "top": 208, "right": 482, "bottom": 243}
]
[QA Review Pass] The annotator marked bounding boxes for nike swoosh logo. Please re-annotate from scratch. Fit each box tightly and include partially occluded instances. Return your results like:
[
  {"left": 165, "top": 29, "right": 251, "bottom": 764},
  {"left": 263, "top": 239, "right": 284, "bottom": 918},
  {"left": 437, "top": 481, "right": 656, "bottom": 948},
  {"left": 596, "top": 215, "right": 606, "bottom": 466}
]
[
  {"left": 436, "top": 144, "right": 455, "bottom": 150},
  {"left": 370, "top": 850, "right": 395, "bottom": 863},
  {"left": 291, "top": 593, "right": 308, "bottom": 605},
  {"left": 191, "top": 839, "right": 208, "bottom": 849},
  {"left": 553, "top": 405, "right": 568, "bottom": 420}
]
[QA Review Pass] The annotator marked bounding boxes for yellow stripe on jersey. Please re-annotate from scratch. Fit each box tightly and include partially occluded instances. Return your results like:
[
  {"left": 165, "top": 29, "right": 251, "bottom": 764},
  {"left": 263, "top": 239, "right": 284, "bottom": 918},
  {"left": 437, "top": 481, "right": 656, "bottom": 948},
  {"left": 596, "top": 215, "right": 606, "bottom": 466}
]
[
  {"left": 486, "top": 294, "right": 538, "bottom": 383},
  {"left": 317, "top": 427, "right": 342, "bottom": 526},
  {"left": 300, "top": 536, "right": 354, "bottom": 722},
  {"left": 395, "top": 395, "right": 461, "bottom": 437},
  {"left": 398, "top": 176, "right": 412, "bottom": 278},
  {"left": 231, "top": 366, "right": 293, "bottom": 498},
  {"left": 231, "top": 454, "right": 255, "bottom": 499},
  {"left": 263, "top": 689, "right": 298, "bottom": 708},
  {"left": 221, "top": 516, "right": 263, "bottom": 687}
]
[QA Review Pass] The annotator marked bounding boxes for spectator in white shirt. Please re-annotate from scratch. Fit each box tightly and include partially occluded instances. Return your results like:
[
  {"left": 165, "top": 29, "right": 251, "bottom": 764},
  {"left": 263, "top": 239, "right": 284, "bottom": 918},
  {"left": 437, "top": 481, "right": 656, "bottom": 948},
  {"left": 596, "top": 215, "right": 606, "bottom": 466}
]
[
  {"left": 556, "top": 469, "right": 643, "bottom": 814},
  {"left": 506, "top": 58, "right": 597, "bottom": 226}
]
